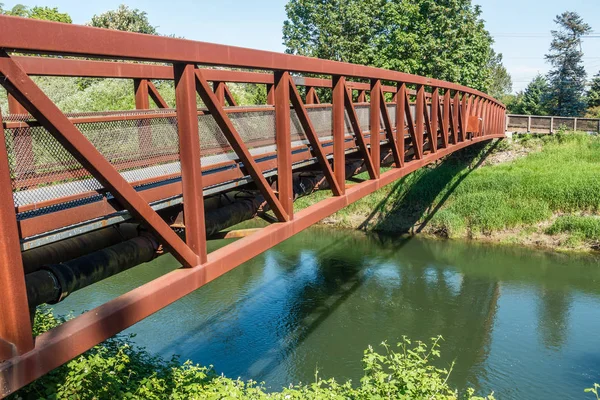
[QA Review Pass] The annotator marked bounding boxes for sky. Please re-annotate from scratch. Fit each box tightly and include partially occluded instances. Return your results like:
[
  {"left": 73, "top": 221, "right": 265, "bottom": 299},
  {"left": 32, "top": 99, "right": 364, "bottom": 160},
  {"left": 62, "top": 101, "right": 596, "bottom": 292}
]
[{"left": 2, "top": 0, "right": 599, "bottom": 93}]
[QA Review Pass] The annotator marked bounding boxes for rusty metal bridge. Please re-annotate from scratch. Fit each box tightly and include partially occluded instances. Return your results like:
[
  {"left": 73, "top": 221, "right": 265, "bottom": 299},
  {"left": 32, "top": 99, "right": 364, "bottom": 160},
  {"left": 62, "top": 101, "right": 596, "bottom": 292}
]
[{"left": 0, "top": 15, "right": 506, "bottom": 396}]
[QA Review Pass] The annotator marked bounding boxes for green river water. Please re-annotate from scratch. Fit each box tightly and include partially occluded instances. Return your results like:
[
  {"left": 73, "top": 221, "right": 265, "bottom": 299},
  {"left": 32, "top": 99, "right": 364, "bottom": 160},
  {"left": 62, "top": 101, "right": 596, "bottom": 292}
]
[{"left": 53, "top": 227, "right": 600, "bottom": 399}]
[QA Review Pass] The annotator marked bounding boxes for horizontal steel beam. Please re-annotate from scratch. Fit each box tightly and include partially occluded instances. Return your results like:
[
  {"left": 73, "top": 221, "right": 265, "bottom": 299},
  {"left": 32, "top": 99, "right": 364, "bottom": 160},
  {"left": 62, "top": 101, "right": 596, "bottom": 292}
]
[{"left": 0, "top": 16, "right": 502, "bottom": 106}]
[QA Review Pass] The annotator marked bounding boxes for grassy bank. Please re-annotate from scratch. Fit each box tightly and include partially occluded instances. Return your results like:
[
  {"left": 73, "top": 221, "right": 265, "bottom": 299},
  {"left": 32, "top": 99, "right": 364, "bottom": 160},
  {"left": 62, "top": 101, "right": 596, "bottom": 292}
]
[
  {"left": 296, "top": 132, "right": 600, "bottom": 252},
  {"left": 12, "top": 309, "right": 493, "bottom": 399}
]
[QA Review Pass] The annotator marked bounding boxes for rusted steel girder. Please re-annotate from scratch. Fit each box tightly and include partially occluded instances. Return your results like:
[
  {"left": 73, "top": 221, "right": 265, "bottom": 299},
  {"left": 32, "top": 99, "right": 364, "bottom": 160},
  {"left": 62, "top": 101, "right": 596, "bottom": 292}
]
[
  {"left": 0, "top": 111, "right": 34, "bottom": 361},
  {"left": 0, "top": 16, "right": 502, "bottom": 105}
]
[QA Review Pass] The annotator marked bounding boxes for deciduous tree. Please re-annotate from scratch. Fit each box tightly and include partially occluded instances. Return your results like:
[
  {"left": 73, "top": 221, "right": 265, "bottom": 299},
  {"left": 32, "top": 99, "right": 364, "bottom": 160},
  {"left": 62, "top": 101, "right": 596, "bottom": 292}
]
[
  {"left": 282, "top": 0, "right": 507, "bottom": 93},
  {"left": 89, "top": 4, "right": 157, "bottom": 35}
]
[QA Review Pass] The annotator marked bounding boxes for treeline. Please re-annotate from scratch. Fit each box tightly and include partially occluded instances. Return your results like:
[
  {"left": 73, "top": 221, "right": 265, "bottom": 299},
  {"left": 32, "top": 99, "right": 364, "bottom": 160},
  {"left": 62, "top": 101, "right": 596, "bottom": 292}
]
[{"left": 505, "top": 12, "right": 599, "bottom": 118}]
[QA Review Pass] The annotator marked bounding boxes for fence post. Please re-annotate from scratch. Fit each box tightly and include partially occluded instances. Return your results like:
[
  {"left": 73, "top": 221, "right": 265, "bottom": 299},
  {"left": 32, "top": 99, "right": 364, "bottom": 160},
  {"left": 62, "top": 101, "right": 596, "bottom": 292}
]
[
  {"left": 574, "top": 118, "right": 578, "bottom": 132},
  {"left": 550, "top": 117, "right": 554, "bottom": 134},
  {"left": 527, "top": 115, "right": 531, "bottom": 133}
]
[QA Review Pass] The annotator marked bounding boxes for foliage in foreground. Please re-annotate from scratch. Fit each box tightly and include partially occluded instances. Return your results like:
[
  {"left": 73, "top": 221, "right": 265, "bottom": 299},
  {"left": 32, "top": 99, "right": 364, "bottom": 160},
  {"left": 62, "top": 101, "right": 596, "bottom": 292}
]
[{"left": 13, "top": 309, "right": 493, "bottom": 399}]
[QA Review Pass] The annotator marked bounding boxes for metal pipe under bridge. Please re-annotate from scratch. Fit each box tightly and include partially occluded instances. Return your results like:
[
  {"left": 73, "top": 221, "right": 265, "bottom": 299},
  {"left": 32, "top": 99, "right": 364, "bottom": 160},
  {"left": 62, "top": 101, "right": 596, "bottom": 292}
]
[{"left": 0, "top": 14, "right": 506, "bottom": 396}]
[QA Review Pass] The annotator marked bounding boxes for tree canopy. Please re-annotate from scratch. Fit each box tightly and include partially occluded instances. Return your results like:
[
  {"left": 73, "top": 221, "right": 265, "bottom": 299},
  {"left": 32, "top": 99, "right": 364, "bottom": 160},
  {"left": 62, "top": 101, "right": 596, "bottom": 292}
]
[
  {"left": 511, "top": 75, "right": 551, "bottom": 115},
  {"left": 282, "top": 0, "right": 508, "bottom": 94},
  {"left": 88, "top": 4, "right": 157, "bottom": 34},
  {"left": 0, "top": 3, "right": 71, "bottom": 22},
  {"left": 587, "top": 71, "right": 600, "bottom": 109}
]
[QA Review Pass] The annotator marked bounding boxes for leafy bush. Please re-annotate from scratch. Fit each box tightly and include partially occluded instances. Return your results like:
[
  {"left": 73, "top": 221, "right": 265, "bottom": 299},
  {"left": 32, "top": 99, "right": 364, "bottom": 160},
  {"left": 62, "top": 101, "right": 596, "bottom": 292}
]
[{"left": 12, "top": 309, "right": 493, "bottom": 399}]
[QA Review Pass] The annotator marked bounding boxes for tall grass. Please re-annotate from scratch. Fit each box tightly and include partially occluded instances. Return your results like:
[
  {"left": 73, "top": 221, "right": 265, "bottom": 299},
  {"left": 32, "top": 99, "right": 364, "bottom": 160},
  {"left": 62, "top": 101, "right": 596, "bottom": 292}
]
[{"left": 297, "top": 133, "right": 600, "bottom": 240}]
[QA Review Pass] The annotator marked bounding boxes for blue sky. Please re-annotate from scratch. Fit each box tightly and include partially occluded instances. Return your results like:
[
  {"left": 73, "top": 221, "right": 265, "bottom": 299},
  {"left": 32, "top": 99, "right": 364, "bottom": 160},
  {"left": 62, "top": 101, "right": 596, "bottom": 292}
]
[{"left": 2, "top": 0, "right": 599, "bottom": 93}]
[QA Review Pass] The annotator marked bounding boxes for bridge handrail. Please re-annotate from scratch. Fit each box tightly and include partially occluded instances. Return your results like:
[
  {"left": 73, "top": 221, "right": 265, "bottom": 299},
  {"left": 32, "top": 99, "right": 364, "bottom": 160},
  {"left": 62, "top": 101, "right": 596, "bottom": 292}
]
[{"left": 0, "top": 15, "right": 504, "bottom": 108}]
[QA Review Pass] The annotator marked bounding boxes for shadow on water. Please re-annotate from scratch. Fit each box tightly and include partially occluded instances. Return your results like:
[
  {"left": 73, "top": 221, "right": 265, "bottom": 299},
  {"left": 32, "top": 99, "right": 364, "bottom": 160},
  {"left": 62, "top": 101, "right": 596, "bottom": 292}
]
[{"left": 358, "top": 140, "right": 502, "bottom": 234}]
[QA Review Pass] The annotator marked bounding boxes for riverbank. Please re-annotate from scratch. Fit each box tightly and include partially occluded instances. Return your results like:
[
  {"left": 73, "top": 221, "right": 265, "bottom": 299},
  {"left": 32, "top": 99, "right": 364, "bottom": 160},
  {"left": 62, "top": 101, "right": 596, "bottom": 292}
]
[{"left": 296, "top": 132, "right": 600, "bottom": 253}]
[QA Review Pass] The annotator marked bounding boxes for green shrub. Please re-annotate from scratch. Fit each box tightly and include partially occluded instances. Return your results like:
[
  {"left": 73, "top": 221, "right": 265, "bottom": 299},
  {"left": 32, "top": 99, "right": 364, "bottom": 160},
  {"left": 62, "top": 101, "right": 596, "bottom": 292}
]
[{"left": 12, "top": 309, "right": 494, "bottom": 399}]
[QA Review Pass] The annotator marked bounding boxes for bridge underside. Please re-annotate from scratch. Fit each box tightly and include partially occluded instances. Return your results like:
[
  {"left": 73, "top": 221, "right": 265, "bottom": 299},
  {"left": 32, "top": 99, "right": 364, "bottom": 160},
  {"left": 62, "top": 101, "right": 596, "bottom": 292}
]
[{"left": 0, "top": 15, "right": 505, "bottom": 396}]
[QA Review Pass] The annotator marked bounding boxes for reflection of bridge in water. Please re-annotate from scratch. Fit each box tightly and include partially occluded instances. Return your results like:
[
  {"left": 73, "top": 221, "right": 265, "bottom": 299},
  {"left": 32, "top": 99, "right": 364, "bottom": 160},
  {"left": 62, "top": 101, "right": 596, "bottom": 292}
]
[{"left": 0, "top": 15, "right": 505, "bottom": 395}]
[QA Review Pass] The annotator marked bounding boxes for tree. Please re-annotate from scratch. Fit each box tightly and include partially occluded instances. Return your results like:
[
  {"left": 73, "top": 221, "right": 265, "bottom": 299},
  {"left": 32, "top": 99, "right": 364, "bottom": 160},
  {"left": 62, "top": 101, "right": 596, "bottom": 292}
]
[
  {"left": 282, "top": 0, "right": 505, "bottom": 93},
  {"left": 488, "top": 50, "right": 512, "bottom": 98},
  {"left": 28, "top": 6, "right": 72, "bottom": 23},
  {"left": 512, "top": 75, "right": 551, "bottom": 115},
  {"left": 545, "top": 11, "right": 591, "bottom": 116},
  {"left": 0, "top": 4, "right": 71, "bottom": 22},
  {"left": 587, "top": 71, "right": 600, "bottom": 109},
  {"left": 89, "top": 4, "right": 157, "bottom": 34},
  {"left": 0, "top": 3, "right": 28, "bottom": 16}
]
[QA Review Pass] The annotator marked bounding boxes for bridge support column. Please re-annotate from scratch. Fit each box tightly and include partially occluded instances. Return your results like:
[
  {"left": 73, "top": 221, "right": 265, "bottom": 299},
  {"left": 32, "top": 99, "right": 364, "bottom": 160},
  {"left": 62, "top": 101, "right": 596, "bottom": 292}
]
[
  {"left": 0, "top": 111, "right": 34, "bottom": 361},
  {"left": 370, "top": 80, "right": 381, "bottom": 177},
  {"left": 274, "top": 71, "right": 293, "bottom": 218},
  {"left": 332, "top": 76, "right": 346, "bottom": 194},
  {"left": 174, "top": 63, "right": 207, "bottom": 264}
]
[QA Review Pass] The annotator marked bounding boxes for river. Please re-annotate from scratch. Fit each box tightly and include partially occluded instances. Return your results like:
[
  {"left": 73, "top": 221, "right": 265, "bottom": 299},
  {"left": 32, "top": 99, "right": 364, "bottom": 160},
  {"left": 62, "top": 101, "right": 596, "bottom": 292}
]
[{"left": 52, "top": 227, "right": 600, "bottom": 399}]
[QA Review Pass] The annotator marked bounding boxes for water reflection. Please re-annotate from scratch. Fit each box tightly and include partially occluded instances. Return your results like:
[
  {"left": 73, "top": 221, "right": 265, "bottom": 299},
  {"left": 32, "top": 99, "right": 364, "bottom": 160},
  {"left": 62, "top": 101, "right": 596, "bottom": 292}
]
[{"left": 53, "top": 228, "right": 600, "bottom": 399}]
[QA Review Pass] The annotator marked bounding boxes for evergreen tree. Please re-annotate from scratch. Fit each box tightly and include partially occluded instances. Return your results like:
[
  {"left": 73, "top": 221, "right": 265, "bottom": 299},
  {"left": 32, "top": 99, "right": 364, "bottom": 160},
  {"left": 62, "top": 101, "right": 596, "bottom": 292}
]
[
  {"left": 282, "top": 0, "right": 505, "bottom": 93},
  {"left": 545, "top": 11, "right": 591, "bottom": 116},
  {"left": 488, "top": 50, "right": 512, "bottom": 98},
  {"left": 512, "top": 75, "right": 551, "bottom": 115},
  {"left": 587, "top": 71, "right": 600, "bottom": 109}
]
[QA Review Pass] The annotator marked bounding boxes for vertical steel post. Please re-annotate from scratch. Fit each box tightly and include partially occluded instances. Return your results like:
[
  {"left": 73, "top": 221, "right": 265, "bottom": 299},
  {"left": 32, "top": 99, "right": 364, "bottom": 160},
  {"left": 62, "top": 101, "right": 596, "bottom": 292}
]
[
  {"left": 174, "top": 63, "right": 206, "bottom": 264},
  {"left": 134, "top": 78, "right": 150, "bottom": 110},
  {"left": 443, "top": 89, "right": 451, "bottom": 145},
  {"left": 370, "top": 79, "right": 381, "bottom": 177},
  {"left": 431, "top": 87, "right": 439, "bottom": 151},
  {"left": 134, "top": 78, "right": 152, "bottom": 154},
  {"left": 266, "top": 84, "right": 274, "bottom": 105},
  {"left": 357, "top": 90, "right": 366, "bottom": 103},
  {"left": 8, "top": 94, "right": 26, "bottom": 114},
  {"left": 453, "top": 92, "right": 461, "bottom": 142},
  {"left": 305, "top": 87, "right": 316, "bottom": 105},
  {"left": 416, "top": 85, "right": 425, "bottom": 156},
  {"left": 0, "top": 111, "right": 34, "bottom": 359},
  {"left": 213, "top": 81, "right": 226, "bottom": 106},
  {"left": 332, "top": 76, "right": 346, "bottom": 193},
  {"left": 396, "top": 83, "right": 406, "bottom": 165},
  {"left": 274, "top": 71, "right": 293, "bottom": 218}
]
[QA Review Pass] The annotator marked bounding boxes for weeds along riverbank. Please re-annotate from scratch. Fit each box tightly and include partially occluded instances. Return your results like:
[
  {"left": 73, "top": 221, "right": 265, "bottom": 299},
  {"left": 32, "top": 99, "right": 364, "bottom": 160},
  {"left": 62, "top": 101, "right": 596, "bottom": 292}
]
[{"left": 296, "top": 131, "right": 600, "bottom": 252}]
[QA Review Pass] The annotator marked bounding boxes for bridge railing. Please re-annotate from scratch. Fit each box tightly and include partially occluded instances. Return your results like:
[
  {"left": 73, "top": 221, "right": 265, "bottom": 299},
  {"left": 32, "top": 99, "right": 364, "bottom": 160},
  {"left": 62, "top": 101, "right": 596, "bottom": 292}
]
[{"left": 0, "top": 15, "right": 505, "bottom": 395}]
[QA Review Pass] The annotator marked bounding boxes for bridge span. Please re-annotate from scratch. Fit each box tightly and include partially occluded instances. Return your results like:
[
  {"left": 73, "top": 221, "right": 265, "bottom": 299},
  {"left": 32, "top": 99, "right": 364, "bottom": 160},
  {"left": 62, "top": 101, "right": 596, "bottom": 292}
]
[{"left": 0, "top": 15, "right": 505, "bottom": 396}]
